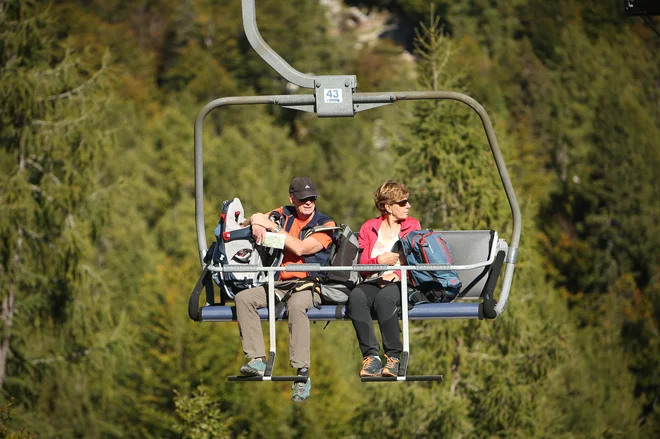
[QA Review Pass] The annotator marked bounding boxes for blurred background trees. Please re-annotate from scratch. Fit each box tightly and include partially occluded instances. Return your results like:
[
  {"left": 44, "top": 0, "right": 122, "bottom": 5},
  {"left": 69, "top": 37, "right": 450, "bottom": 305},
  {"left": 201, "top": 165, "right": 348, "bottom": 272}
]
[{"left": 1, "top": 0, "right": 658, "bottom": 437}]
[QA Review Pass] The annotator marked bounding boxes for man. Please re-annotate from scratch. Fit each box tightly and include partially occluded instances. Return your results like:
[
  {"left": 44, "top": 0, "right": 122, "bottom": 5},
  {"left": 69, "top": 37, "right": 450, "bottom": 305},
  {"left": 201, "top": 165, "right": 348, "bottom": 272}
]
[{"left": 236, "top": 176, "right": 335, "bottom": 402}]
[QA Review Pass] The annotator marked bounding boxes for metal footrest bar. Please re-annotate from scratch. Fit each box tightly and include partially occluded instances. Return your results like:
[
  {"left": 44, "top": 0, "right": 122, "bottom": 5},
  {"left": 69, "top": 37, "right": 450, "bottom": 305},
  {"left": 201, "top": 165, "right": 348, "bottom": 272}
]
[
  {"left": 228, "top": 375, "right": 308, "bottom": 382},
  {"left": 227, "top": 350, "right": 308, "bottom": 382},
  {"left": 360, "top": 351, "right": 443, "bottom": 382},
  {"left": 264, "top": 351, "right": 275, "bottom": 377},
  {"left": 361, "top": 375, "right": 444, "bottom": 382}
]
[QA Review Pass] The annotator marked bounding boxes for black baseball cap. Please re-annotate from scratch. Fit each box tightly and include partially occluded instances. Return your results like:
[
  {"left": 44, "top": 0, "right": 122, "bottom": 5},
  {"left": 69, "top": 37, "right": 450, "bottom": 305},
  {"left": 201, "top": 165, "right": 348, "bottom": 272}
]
[{"left": 289, "top": 176, "right": 320, "bottom": 199}]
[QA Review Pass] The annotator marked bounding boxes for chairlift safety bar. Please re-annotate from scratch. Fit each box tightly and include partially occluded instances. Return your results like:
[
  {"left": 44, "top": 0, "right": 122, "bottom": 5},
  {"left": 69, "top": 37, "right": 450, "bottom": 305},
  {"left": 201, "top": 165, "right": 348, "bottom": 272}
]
[{"left": 205, "top": 232, "right": 500, "bottom": 274}]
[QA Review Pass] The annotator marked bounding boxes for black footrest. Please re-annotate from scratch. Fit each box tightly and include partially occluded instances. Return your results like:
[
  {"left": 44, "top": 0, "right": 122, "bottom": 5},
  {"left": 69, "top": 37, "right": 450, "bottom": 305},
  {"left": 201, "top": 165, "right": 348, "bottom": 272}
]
[
  {"left": 361, "top": 375, "right": 444, "bottom": 382},
  {"left": 228, "top": 375, "right": 308, "bottom": 382}
]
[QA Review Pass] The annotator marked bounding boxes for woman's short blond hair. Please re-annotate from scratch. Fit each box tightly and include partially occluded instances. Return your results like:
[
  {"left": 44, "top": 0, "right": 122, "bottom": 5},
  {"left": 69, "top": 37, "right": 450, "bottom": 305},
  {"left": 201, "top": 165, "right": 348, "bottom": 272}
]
[{"left": 374, "top": 180, "right": 409, "bottom": 215}]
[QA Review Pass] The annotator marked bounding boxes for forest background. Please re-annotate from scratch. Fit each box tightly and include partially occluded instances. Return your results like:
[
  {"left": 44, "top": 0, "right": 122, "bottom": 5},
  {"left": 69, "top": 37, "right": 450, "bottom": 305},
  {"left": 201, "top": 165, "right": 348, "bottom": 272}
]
[{"left": 1, "top": 0, "right": 659, "bottom": 438}]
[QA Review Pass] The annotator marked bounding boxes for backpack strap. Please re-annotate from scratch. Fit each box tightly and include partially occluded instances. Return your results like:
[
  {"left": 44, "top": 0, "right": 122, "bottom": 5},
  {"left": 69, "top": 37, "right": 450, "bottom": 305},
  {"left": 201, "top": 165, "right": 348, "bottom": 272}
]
[
  {"left": 302, "top": 225, "right": 343, "bottom": 240},
  {"left": 281, "top": 206, "right": 297, "bottom": 233},
  {"left": 281, "top": 207, "right": 333, "bottom": 240},
  {"left": 298, "top": 211, "right": 329, "bottom": 238}
]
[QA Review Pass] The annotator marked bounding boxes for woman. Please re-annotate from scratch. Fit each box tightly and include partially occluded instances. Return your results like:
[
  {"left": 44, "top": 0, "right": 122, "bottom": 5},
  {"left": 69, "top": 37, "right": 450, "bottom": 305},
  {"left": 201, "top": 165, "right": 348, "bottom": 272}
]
[{"left": 348, "top": 180, "right": 421, "bottom": 377}]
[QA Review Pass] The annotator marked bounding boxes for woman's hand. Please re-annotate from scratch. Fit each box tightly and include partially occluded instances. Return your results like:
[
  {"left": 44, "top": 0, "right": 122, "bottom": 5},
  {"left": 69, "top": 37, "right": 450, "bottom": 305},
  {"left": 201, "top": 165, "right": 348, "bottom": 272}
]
[
  {"left": 381, "top": 272, "right": 400, "bottom": 282},
  {"left": 377, "top": 252, "right": 400, "bottom": 265}
]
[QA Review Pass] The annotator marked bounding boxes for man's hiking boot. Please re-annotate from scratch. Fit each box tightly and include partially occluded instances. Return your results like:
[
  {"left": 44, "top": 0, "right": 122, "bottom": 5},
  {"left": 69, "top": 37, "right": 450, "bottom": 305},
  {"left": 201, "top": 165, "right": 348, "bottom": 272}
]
[
  {"left": 291, "top": 377, "right": 311, "bottom": 402},
  {"left": 239, "top": 358, "right": 267, "bottom": 377},
  {"left": 360, "top": 355, "right": 382, "bottom": 377},
  {"left": 381, "top": 354, "right": 400, "bottom": 377}
]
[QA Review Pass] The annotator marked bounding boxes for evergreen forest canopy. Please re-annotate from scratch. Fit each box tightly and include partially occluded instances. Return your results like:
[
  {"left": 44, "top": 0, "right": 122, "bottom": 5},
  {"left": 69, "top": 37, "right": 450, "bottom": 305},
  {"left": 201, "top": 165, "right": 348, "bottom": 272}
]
[{"left": 1, "top": 0, "right": 659, "bottom": 437}]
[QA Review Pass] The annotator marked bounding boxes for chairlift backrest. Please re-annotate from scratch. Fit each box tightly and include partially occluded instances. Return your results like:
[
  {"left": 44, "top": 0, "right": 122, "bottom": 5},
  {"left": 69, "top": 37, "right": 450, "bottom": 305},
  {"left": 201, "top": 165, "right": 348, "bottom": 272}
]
[{"left": 440, "top": 230, "right": 507, "bottom": 299}]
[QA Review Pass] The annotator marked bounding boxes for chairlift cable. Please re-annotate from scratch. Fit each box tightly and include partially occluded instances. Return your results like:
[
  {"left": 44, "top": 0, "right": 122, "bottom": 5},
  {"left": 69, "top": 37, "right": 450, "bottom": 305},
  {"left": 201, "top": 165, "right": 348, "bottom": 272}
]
[{"left": 641, "top": 15, "right": 660, "bottom": 37}]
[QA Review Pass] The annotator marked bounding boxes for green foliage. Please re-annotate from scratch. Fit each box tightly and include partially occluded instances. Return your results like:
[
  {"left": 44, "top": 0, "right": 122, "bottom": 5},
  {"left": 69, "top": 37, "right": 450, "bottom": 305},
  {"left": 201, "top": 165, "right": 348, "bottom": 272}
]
[
  {"left": 173, "top": 385, "right": 243, "bottom": 439},
  {"left": 1, "top": 0, "right": 658, "bottom": 438},
  {"left": 542, "top": 291, "right": 643, "bottom": 438},
  {"left": 1, "top": 2, "right": 152, "bottom": 437},
  {"left": 539, "top": 21, "right": 660, "bottom": 294},
  {"left": 390, "top": 13, "right": 508, "bottom": 231},
  {"left": 0, "top": 400, "right": 35, "bottom": 439},
  {"left": 346, "top": 0, "right": 451, "bottom": 29}
]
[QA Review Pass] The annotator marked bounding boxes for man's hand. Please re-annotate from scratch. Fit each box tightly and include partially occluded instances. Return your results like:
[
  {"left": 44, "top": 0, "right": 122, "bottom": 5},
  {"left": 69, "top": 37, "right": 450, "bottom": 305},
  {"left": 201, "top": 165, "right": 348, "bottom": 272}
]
[
  {"left": 252, "top": 223, "right": 267, "bottom": 245},
  {"left": 249, "top": 213, "right": 272, "bottom": 245},
  {"left": 377, "top": 252, "right": 400, "bottom": 265},
  {"left": 249, "top": 213, "right": 271, "bottom": 228}
]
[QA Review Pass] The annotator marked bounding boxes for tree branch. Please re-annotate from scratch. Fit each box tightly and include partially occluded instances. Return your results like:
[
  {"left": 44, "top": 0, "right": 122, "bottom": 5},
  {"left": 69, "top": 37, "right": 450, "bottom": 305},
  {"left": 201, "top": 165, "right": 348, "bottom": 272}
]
[
  {"left": 0, "top": 228, "right": 21, "bottom": 388},
  {"left": 38, "top": 62, "right": 107, "bottom": 101},
  {"left": 29, "top": 184, "right": 54, "bottom": 202},
  {"left": 32, "top": 114, "right": 90, "bottom": 127}
]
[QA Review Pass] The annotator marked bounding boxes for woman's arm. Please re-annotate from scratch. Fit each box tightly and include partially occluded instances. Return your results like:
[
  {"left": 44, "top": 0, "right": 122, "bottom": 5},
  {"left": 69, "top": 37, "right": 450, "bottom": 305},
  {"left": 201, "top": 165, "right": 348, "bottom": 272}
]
[{"left": 358, "top": 221, "right": 378, "bottom": 265}]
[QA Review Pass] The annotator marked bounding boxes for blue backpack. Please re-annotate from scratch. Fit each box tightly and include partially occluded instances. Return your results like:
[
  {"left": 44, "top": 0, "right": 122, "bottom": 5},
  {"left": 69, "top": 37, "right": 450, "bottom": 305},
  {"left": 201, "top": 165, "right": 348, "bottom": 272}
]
[{"left": 400, "top": 230, "right": 462, "bottom": 303}]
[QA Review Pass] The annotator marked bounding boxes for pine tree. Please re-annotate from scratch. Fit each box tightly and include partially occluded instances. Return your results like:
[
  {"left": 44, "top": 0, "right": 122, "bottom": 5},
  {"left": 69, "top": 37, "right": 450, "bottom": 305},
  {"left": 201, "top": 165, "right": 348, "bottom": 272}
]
[
  {"left": 0, "top": 1, "right": 132, "bottom": 435},
  {"left": 391, "top": 11, "right": 509, "bottom": 230}
]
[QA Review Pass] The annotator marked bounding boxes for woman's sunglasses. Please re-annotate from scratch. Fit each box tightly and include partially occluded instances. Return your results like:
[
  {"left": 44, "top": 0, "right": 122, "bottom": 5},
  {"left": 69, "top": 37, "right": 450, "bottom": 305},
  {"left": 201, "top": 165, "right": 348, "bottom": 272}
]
[{"left": 393, "top": 199, "right": 409, "bottom": 207}]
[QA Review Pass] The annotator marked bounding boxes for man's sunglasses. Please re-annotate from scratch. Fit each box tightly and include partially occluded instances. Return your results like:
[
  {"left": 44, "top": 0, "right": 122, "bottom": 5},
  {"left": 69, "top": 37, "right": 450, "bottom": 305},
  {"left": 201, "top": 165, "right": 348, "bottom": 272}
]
[
  {"left": 393, "top": 199, "right": 409, "bottom": 207},
  {"left": 299, "top": 196, "right": 318, "bottom": 203}
]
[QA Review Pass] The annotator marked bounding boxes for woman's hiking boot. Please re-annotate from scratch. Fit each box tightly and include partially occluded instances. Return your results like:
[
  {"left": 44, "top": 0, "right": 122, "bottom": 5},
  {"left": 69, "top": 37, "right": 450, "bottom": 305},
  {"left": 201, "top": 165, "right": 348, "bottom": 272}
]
[
  {"left": 381, "top": 354, "right": 400, "bottom": 377},
  {"left": 359, "top": 355, "right": 382, "bottom": 377}
]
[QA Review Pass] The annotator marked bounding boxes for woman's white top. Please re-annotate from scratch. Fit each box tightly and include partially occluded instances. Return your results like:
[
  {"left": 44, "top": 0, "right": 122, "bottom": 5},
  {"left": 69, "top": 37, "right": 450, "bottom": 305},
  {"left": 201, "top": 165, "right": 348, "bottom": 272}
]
[{"left": 369, "top": 227, "right": 401, "bottom": 278}]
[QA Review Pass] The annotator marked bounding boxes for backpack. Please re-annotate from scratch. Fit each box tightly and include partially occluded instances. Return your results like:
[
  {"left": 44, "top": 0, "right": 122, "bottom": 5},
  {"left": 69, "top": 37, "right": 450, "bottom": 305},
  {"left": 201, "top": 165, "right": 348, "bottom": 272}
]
[
  {"left": 205, "top": 198, "right": 283, "bottom": 300},
  {"left": 302, "top": 224, "right": 361, "bottom": 305},
  {"left": 400, "top": 229, "right": 462, "bottom": 303}
]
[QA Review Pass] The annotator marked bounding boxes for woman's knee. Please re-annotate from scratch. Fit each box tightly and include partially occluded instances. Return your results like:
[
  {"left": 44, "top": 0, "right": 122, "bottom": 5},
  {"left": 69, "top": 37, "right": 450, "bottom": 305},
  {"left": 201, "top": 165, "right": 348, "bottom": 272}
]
[
  {"left": 374, "top": 287, "right": 400, "bottom": 311},
  {"left": 347, "top": 288, "right": 368, "bottom": 309}
]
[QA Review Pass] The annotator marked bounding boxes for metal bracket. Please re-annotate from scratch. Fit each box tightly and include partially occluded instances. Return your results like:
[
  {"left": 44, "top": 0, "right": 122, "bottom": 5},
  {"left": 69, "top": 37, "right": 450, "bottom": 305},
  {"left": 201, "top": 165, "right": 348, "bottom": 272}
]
[{"left": 314, "top": 76, "right": 357, "bottom": 117}]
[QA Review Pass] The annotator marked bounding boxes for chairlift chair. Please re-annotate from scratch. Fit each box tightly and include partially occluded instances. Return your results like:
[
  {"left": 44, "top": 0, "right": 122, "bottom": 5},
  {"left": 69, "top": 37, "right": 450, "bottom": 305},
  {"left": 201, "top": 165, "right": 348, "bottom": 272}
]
[{"left": 188, "top": 0, "right": 522, "bottom": 383}]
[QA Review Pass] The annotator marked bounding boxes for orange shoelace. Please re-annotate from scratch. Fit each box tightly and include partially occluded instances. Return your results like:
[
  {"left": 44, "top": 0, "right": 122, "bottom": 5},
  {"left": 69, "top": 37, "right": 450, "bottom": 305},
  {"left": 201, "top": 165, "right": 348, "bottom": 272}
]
[{"left": 384, "top": 355, "right": 399, "bottom": 368}]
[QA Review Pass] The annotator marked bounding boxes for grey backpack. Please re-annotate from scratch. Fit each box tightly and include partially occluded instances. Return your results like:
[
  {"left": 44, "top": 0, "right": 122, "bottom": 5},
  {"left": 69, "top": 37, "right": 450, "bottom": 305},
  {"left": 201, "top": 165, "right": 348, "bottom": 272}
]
[
  {"left": 206, "top": 198, "right": 283, "bottom": 300},
  {"left": 303, "top": 224, "right": 361, "bottom": 304}
]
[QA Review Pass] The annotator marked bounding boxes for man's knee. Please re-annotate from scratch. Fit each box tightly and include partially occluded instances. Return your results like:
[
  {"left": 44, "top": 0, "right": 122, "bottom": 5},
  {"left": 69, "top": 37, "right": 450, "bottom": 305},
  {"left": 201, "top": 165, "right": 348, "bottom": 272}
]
[
  {"left": 287, "top": 291, "right": 313, "bottom": 314},
  {"left": 234, "top": 291, "right": 247, "bottom": 305},
  {"left": 235, "top": 290, "right": 253, "bottom": 309},
  {"left": 235, "top": 287, "right": 264, "bottom": 309}
]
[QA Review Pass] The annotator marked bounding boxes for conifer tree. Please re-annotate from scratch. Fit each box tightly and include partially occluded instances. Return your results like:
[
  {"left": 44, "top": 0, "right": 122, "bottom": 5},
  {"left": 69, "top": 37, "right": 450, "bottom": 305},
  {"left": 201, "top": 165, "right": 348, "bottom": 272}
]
[
  {"left": 0, "top": 1, "right": 132, "bottom": 435},
  {"left": 391, "top": 12, "right": 509, "bottom": 230}
]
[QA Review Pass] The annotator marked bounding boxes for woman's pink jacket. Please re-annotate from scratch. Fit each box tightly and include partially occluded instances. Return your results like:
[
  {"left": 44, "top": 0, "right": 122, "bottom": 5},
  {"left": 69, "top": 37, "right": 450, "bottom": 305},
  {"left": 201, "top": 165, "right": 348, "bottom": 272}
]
[{"left": 357, "top": 216, "right": 421, "bottom": 278}]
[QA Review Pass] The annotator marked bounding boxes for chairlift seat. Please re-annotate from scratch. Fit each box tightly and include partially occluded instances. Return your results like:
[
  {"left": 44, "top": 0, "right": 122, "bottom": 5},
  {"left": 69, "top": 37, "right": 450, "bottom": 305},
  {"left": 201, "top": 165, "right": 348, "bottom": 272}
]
[{"left": 192, "top": 229, "right": 507, "bottom": 322}]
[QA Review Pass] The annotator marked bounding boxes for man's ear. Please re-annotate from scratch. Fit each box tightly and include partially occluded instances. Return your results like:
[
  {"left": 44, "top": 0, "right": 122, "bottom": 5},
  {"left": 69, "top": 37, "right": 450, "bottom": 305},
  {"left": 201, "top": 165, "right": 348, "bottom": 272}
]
[{"left": 289, "top": 194, "right": 295, "bottom": 204}]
